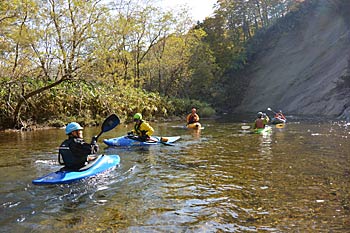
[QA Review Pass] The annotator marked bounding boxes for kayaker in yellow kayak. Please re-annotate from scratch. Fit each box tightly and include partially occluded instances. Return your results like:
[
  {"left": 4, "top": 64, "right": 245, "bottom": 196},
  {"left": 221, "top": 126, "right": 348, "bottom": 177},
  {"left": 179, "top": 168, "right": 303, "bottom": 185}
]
[
  {"left": 186, "top": 107, "right": 200, "bottom": 128},
  {"left": 274, "top": 110, "right": 286, "bottom": 121},
  {"left": 254, "top": 112, "right": 269, "bottom": 129},
  {"left": 128, "top": 113, "right": 154, "bottom": 142}
]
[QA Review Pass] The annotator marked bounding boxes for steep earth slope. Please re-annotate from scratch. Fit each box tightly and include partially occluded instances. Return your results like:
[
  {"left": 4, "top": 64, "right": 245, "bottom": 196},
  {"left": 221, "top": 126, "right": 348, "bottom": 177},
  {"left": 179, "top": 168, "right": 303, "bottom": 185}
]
[{"left": 235, "top": 0, "right": 350, "bottom": 118}]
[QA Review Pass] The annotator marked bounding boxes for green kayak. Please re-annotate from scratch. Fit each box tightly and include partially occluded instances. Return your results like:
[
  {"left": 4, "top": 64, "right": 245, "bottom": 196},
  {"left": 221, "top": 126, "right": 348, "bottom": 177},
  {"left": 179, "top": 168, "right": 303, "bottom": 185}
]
[{"left": 254, "top": 125, "right": 272, "bottom": 134}]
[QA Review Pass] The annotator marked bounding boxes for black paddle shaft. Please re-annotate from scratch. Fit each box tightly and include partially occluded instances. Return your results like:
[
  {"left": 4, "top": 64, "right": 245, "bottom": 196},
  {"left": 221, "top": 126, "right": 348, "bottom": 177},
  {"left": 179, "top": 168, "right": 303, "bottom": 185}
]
[{"left": 268, "top": 108, "right": 277, "bottom": 114}]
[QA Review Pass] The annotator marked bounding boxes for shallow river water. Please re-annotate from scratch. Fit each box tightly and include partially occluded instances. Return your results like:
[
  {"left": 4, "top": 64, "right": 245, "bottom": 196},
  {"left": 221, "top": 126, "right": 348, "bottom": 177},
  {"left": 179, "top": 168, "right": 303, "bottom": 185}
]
[{"left": 0, "top": 117, "right": 349, "bottom": 232}]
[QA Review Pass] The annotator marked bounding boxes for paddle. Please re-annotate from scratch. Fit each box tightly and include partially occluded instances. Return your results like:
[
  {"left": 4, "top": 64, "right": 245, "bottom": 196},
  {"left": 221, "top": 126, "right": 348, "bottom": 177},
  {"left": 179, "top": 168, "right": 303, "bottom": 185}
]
[
  {"left": 267, "top": 107, "right": 287, "bottom": 123},
  {"left": 267, "top": 107, "right": 277, "bottom": 114},
  {"left": 95, "top": 114, "right": 120, "bottom": 141},
  {"left": 158, "top": 137, "right": 175, "bottom": 146},
  {"left": 241, "top": 125, "right": 251, "bottom": 130},
  {"left": 128, "top": 135, "right": 175, "bottom": 146}
]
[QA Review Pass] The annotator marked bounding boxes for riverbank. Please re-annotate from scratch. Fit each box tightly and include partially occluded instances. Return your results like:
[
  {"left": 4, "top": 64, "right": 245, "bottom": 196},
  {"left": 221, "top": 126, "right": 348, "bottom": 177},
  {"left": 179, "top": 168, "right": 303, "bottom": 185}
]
[{"left": 0, "top": 115, "right": 192, "bottom": 132}]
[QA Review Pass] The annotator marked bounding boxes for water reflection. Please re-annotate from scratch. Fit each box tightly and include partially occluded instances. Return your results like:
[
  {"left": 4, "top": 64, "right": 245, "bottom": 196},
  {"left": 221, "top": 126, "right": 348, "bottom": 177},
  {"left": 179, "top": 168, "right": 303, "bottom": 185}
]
[
  {"left": 189, "top": 127, "right": 202, "bottom": 140},
  {"left": 258, "top": 131, "right": 272, "bottom": 156}
]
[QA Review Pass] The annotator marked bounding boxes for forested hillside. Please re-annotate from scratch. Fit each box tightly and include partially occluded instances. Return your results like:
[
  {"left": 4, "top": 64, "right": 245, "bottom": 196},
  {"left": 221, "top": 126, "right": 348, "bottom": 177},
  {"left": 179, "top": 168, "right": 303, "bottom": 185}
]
[
  {"left": 0, "top": 0, "right": 216, "bottom": 129},
  {"left": 0, "top": 0, "right": 318, "bottom": 129},
  {"left": 232, "top": 0, "right": 350, "bottom": 118}
]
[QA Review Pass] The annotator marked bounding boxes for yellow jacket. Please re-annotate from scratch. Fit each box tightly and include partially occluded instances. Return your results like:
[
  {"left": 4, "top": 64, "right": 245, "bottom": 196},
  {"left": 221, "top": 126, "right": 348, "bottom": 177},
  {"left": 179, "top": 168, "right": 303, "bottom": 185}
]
[{"left": 132, "top": 120, "right": 154, "bottom": 137}]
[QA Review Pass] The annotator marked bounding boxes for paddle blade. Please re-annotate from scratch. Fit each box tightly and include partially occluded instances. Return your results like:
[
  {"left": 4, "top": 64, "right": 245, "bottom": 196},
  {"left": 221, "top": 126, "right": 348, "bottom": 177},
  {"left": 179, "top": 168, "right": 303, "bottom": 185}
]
[
  {"left": 102, "top": 114, "right": 120, "bottom": 133},
  {"left": 276, "top": 123, "right": 285, "bottom": 129},
  {"left": 241, "top": 125, "right": 251, "bottom": 130}
]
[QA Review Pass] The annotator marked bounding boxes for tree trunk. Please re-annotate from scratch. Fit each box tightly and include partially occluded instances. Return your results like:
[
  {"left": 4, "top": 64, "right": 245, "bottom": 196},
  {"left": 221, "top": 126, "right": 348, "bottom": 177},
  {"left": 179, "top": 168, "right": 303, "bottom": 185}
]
[{"left": 12, "top": 78, "right": 67, "bottom": 128}]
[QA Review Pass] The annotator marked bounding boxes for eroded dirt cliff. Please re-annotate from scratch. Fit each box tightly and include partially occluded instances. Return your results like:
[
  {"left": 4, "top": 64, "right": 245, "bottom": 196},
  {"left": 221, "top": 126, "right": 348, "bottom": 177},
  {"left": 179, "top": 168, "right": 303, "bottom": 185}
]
[{"left": 235, "top": 0, "right": 350, "bottom": 118}]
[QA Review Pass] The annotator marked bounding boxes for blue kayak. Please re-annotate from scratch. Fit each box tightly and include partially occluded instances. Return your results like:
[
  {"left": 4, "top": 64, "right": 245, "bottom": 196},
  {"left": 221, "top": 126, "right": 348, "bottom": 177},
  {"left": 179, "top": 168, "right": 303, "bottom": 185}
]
[
  {"left": 103, "top": 135, "right": 181, "bottom": 147},
  {"left": 32, "top": 154, "right": 120, "bottom": 185},
  {"left": 271, "top": 117, "right": 286, "bottom": 124}
]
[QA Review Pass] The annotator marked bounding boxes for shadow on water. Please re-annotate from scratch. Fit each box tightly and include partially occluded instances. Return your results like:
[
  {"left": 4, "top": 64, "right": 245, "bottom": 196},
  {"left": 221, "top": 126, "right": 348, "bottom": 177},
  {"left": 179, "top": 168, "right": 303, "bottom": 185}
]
[{"left": 0, "top": 116, "right": 349, "bottom": 232}]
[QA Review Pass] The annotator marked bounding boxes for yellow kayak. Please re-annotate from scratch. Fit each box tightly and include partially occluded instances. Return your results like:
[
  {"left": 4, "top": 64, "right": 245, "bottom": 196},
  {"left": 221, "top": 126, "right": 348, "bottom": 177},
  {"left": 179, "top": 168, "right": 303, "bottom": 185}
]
[{"left": 187, "top": 122, "right": 202, "bottom": 129}]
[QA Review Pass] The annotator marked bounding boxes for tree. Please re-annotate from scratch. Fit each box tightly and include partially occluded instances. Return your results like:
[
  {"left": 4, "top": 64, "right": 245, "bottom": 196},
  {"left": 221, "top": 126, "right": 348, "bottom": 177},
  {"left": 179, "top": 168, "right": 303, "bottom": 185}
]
[{"left": 0, "top": 0, "right": 107, "bottom": 127}]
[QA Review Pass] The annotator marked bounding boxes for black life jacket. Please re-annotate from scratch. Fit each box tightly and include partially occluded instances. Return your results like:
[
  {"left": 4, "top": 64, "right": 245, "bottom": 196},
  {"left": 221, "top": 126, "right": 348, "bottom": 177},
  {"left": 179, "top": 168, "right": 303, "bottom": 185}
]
[{"left": 58, "top": 137, "right": 90, "bottom": 170}]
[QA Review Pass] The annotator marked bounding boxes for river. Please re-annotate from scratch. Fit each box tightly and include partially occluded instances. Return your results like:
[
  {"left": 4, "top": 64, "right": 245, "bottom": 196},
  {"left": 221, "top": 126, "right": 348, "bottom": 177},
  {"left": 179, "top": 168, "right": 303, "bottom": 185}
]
[{"left": 0, "top": 117, "right": 349, "bottom": 232}]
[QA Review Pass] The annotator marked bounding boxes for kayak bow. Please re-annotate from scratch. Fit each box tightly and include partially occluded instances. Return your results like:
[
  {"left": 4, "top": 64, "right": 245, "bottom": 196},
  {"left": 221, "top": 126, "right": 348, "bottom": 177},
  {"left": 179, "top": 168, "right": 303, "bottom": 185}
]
[
  {"left": 254, "top": 125, "right": 272, "bottom": 134},
  {"left": 187, "top": 122, "right": 202, "bottom": 129},
  {"left": 32, "top": 154, "right": 120, "bottom": 185}
]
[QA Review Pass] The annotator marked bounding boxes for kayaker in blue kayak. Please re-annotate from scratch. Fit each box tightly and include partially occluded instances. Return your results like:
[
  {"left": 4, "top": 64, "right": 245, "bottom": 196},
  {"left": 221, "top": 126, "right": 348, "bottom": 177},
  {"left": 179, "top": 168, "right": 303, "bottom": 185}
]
[
  {"left": 128, "top": 113, "right": 154, "bottom": 142},
  {"left": 274, "top": 110, "right": 286, "bottom": 121},
  {"left": 58, "top": 122, "right": 99, "bottom": 170},
  {"left": 254, "top": 112, "right": 269, "bottom": 129}
]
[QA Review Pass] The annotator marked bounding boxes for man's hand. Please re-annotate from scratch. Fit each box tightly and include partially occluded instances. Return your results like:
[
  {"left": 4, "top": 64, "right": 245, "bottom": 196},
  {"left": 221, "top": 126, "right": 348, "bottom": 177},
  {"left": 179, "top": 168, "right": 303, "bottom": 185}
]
[
  {"left": 91, "top": 144, "right": 99, "bottom": 154},
  {"left": 91, "top": 136, "right": 98, "bottom": 145},
  {"left": 88, "top": 155, "right": 97, "bottom": 161}
]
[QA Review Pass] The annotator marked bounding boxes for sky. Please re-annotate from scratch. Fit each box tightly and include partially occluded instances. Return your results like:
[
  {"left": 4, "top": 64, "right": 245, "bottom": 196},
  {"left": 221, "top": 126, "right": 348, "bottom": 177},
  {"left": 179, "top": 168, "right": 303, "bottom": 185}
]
[{"left": 158, "top": 0, "right": 217, "bottom": 22}]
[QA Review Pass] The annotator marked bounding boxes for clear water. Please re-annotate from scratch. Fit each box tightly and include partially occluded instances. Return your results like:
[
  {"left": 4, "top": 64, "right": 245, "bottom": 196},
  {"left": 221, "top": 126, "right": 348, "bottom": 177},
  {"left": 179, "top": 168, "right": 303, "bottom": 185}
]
[{"left": 0, "top": 118, "right": 349, "bottom": 232}]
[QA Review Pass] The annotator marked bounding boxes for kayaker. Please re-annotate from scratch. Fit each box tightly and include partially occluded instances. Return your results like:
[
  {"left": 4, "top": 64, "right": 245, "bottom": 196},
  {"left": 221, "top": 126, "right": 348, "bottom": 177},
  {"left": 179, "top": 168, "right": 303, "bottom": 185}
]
[
  {"left": 58, "top": 122, "right": 99, "bottom": 170},
  {"left": 128, "top": 113, "right": 154, "bottom": 142},
  {"left": 186, "top": 107, "right": 200, "bottom": 125},
  {"left": 263, "top": 112, "right": 270, "bottom": 123},
  {"left": 254, "top": 112, "right": 269, "bottom": 129},
  {"left": 274, "top": 110, "right": 286, "bottom": 120}
]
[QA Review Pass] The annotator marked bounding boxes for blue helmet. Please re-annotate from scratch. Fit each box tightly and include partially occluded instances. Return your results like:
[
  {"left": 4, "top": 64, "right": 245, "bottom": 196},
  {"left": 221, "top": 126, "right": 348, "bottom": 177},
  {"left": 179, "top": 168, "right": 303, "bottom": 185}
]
[{"left": 65, "top": 122, "right": 83, "bottom": 135}]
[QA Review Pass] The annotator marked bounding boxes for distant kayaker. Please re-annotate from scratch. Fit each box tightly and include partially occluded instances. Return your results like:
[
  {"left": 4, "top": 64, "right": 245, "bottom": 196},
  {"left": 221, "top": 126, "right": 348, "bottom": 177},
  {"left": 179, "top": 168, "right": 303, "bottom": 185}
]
[
  {"left": 128, "top": 113, "right": 154, "bottom": 142},
  {"left": 254, "top": 112, "right": 269, "bottom": 129},
  {"left": 58, "top": 122, "right": 98, "bottom": 170},
  {"left": 274, "top": 110, "right": 286, "bottom": 120},
  {"left": 186, "top": 107, "right": 200, "bottom": 125}
]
